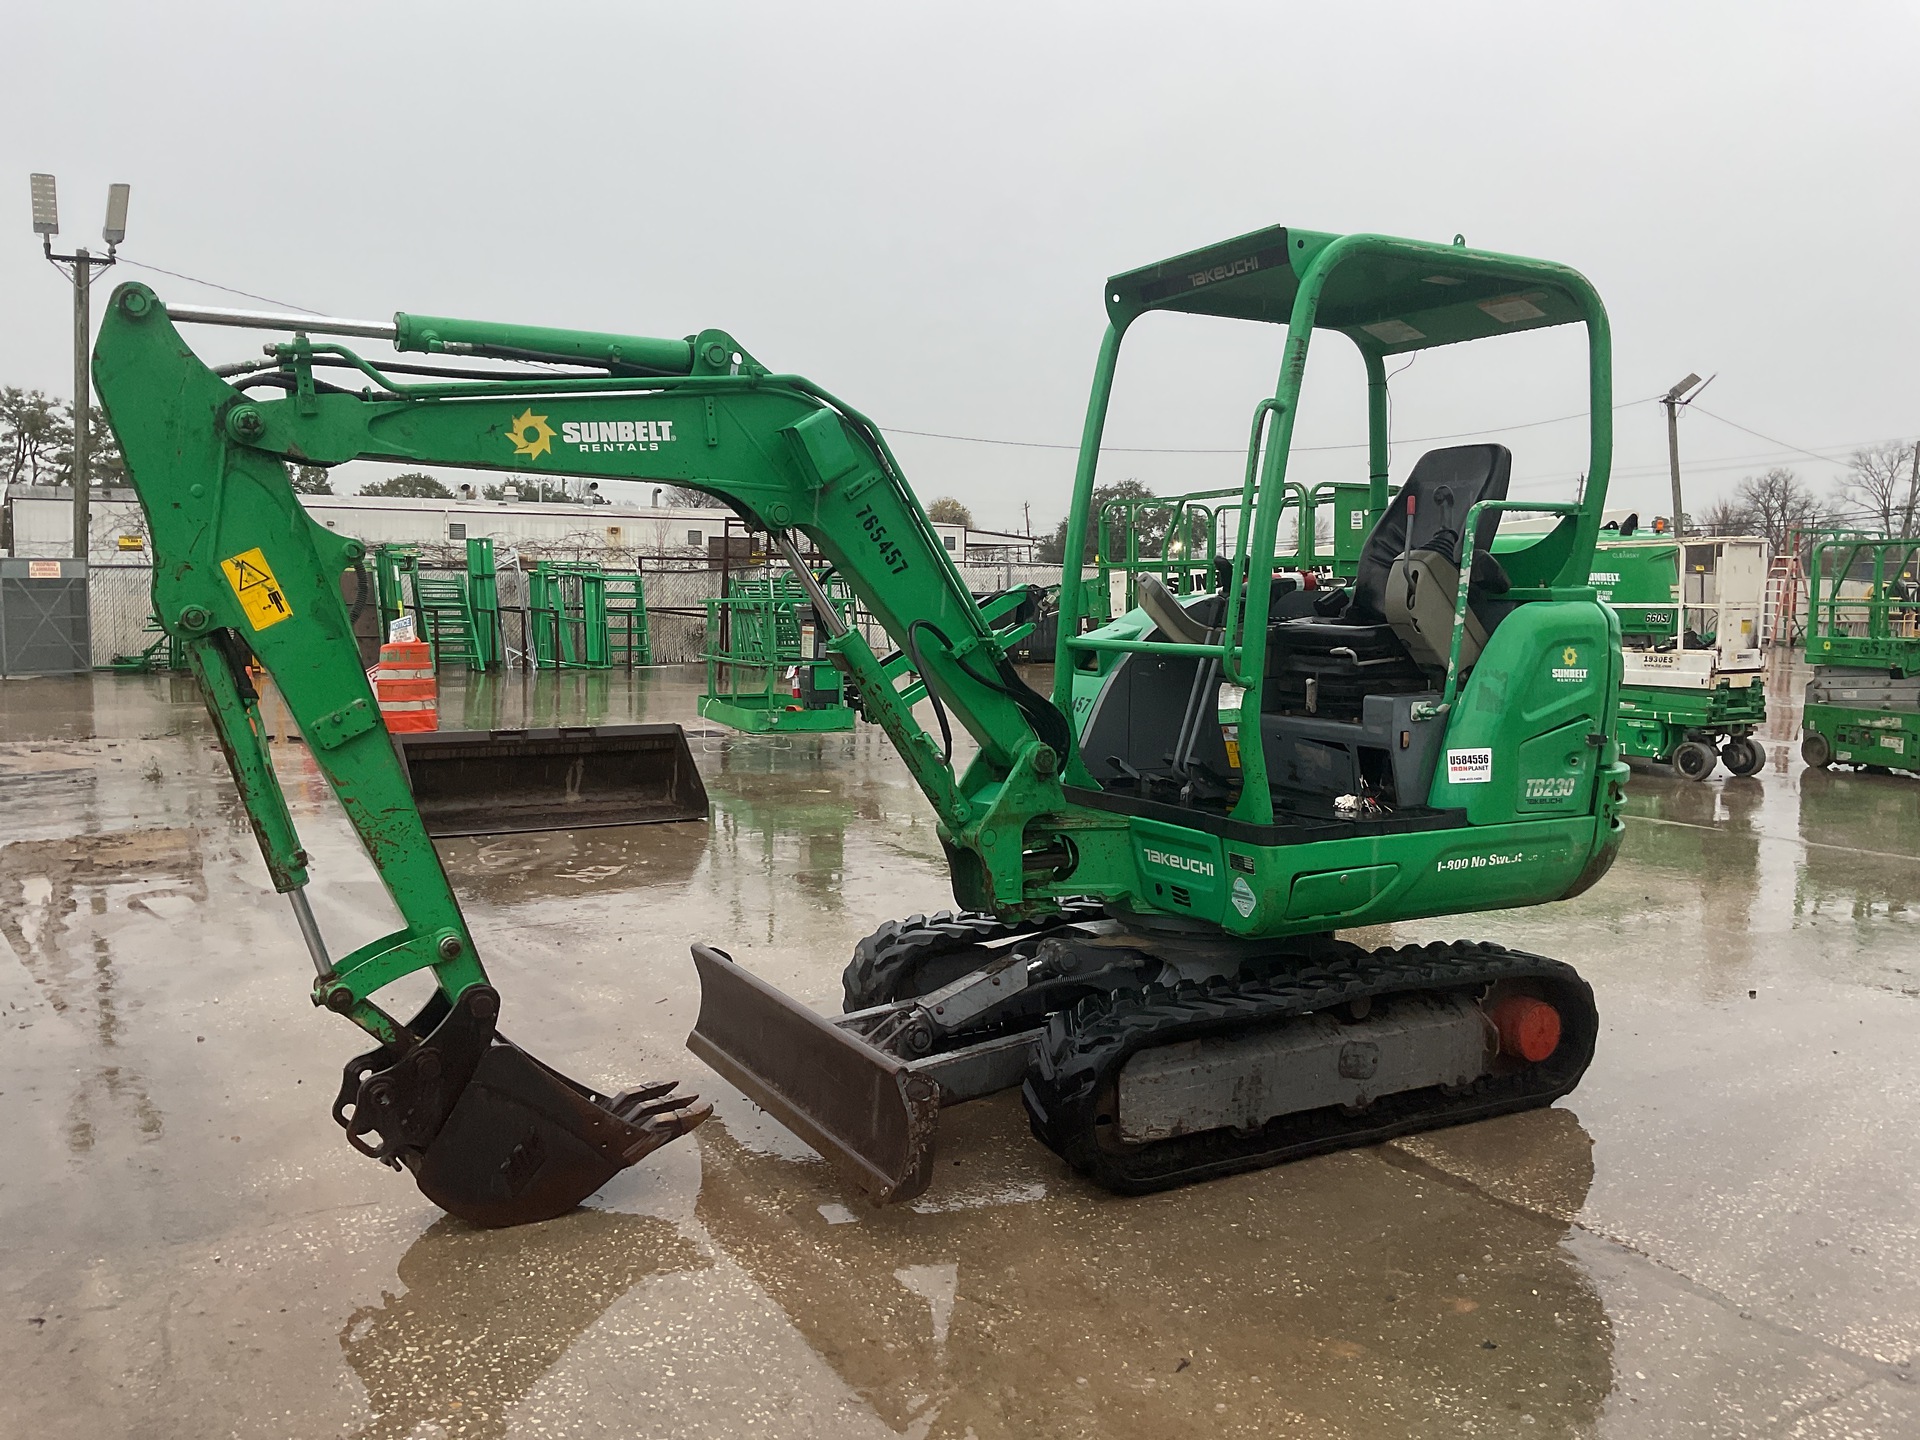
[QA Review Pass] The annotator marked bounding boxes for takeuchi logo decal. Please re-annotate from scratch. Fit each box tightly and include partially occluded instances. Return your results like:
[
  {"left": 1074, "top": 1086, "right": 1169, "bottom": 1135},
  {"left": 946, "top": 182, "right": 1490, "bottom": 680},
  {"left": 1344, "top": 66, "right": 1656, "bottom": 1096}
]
[
  {"left": 505, "top": 409, "right": 556, "bottom": 461},
  {"left": 1143, "top": 847, "right": 1215, "bottom": 878}
]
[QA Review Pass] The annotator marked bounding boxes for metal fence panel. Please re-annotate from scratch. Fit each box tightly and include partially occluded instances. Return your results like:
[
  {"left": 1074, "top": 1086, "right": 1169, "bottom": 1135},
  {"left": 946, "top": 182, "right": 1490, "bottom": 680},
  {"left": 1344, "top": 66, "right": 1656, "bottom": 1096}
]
[
  {"left": 1, "top": 558, "right": 93, "bottom": 675},
  {"left": 78, "top": 555, "right": 1061, "bottom": 672}
]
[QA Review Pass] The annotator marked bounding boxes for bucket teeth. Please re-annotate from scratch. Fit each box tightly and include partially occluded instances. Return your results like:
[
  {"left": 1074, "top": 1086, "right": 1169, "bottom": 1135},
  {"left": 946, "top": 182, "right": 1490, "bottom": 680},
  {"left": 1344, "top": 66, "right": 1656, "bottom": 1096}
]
[{"left": 330, "top": 988, "right": 711, "bottom": 1227}]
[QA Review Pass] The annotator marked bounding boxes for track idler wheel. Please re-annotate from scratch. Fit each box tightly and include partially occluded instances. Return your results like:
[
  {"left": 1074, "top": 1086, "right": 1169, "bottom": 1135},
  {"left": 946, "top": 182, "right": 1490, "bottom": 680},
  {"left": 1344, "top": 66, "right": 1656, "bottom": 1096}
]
[{"left": 332, "top": 986, "right": 711, "bottom": 1227}]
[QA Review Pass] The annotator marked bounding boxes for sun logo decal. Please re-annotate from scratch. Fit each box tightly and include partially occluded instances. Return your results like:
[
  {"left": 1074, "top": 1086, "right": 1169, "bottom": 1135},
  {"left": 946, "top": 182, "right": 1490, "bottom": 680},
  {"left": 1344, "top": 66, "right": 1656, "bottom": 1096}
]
[
  {"left": 505, "top": 409, "right": 556, "bottom": 461},
  {"left": 1563, "top": 646, "right": 1579, "bottom": 666}
]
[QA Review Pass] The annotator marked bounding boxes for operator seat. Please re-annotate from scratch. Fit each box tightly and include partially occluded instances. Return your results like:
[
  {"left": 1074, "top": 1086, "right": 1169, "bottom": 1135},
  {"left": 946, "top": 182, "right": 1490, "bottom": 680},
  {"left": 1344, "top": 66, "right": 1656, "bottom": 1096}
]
[
  {"left": 1349, "top": 442, "right": 1514, "bottom": 669},
  {"left": 1262, "top": 444, "right": 1514, "bottom": 718}
]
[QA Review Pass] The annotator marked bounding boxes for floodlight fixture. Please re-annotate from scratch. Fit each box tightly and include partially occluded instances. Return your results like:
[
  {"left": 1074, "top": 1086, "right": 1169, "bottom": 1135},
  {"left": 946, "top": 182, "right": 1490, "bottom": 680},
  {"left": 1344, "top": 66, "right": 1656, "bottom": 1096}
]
[
  {"left": 1665, "top": 373, "right": 1703, "bottom": 404},
  {"left": 103, "top": 183, "right": 129, "bottom": 246},
  {"left": 30, "top": 173, "right": 58, "bottom": 236}
]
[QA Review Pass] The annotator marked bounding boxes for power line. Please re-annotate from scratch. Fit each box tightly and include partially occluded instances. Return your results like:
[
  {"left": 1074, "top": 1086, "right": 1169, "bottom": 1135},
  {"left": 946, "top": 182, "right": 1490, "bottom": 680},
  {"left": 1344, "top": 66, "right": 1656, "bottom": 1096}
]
[
  {"left": 115, "top": 256, "right": 323, "bottom": 314},
  {"left": 1689, "top": 405, "right": 1905, "bottom": 469},
  {"left": 882, "top": 395, "right": 1660, "bottom": 456},
  {"left": 83, "top": 265, "right": 1920, "bottom": 485}
]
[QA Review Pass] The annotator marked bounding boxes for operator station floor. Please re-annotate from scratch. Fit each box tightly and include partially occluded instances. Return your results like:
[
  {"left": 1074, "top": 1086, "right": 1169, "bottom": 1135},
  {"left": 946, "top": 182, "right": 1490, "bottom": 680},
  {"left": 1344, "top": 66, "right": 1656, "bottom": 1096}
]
[{"left": 2, "top": 656, "right": 1917, "bottom": 1440}]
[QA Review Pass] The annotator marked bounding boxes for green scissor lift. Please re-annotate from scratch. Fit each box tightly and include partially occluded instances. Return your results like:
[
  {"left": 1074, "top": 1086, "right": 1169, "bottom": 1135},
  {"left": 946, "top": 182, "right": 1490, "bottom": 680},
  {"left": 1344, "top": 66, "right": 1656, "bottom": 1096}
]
[
  {"left": 700, "top": 574, "right": 856, "bottom": 732},
  {"left": 1801, "top": 535, "right": 1920, "bottom": 774},
  {"left": 1586, "top": 534, "right": 1770, "bottom": 780},
  {"left": 701, "top": 572, "right": 1048, "bottom": 735}
]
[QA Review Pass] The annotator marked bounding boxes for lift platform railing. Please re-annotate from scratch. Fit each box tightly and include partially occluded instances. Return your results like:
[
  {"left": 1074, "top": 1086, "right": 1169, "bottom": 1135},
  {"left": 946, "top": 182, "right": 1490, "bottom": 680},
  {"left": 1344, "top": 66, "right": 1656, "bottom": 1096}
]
[{"left": 1808, "top": 538, "right": 1920, "bottom": 664}]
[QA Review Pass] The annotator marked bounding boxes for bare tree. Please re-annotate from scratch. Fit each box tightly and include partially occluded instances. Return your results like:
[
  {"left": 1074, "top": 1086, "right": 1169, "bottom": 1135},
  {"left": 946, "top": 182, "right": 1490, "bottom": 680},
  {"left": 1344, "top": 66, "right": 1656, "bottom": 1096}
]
[
  {"left": 1696, "top": 496, "right": 1750, "bottom": 536},
  {"left": 1734, "top": 467, "right": 1829, "bottom": 560},
  {"left": 1834, "top": 440, "right": 1918, "bottom": 537}
]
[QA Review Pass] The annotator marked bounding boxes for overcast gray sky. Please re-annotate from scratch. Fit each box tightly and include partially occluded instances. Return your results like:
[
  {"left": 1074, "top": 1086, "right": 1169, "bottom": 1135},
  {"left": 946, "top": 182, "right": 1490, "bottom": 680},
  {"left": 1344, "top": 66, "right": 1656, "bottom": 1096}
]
[{"left": 5, "top": 1, "right": 1916, "bottom": 531}]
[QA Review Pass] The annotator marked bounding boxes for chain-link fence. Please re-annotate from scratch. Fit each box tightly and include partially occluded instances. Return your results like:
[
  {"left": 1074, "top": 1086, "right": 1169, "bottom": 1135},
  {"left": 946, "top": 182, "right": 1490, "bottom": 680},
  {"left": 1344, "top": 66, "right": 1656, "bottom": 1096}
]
[{"left": 88, "top": 563, "right": 159, "bottom": 667}]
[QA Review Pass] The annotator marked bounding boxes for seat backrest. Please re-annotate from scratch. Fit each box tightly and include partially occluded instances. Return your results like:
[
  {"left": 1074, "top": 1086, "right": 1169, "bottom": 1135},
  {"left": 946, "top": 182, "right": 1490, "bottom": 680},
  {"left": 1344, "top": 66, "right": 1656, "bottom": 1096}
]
[
  {"left": 1351, "top": 444, "right": 1511, "bottom": 623},
  {"left": 1385, "top": 551, "right": 1489, "bottom": 669},
  {"left": 1136, "top": 573, "right": 1213, "bottom": 644}
]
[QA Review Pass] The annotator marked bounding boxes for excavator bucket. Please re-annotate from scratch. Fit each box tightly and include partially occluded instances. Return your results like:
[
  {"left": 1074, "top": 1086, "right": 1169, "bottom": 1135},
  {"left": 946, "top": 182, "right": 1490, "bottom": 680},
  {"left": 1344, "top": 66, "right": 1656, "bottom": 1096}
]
[
  {"left": 335, "top": 985, "right": 712, "bottom": 1227},
  {"left": 397, "top": 723, "right": 708, "bottom": 838},
  {"left": 687, "top": 944, "right": 941, "bottom": 1205}
]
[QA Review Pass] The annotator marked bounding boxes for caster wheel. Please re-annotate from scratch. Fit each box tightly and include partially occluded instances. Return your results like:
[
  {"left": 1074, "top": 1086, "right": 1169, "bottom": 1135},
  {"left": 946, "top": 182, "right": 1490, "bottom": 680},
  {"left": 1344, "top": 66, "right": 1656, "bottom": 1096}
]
[
  {"left": 1721, "top": 737, "right": 1766, "bottom": 777},
  {"left": 1800, "top": 731, "right": 1833, "bottom": 770},
  {"left": 1672, "top": 739, "right": 1718, "bottom": 781}
]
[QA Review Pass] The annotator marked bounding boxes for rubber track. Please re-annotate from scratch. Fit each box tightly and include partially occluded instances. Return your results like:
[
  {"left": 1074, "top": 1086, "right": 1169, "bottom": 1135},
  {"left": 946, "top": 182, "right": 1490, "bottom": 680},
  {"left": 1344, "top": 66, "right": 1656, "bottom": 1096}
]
[
  {"left": 841, "top": 898, "right": 1108, "bottom": 1012},
  {"left": 1021, "top": 939, "right": 1597, "bottom": 1195}
]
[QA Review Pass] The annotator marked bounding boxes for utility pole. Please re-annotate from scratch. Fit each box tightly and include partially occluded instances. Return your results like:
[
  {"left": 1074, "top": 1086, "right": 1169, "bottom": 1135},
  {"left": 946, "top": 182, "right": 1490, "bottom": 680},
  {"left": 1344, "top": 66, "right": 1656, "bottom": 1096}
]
[
  {"left": 1660, "top": 372, "right": 1711, "bottom": 536},
  {"left": 31, "top": 175, "right": 130, "bottom": 559},
  {"left": 1902, "top": 441, "right": 1919, "bottom": 540}
]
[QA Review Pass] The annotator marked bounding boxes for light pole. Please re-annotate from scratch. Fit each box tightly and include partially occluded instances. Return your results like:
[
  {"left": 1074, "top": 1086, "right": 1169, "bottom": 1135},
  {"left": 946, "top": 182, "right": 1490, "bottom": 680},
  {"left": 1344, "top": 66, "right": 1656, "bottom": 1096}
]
[
  {"left": 1659, "top": 371, "right": 1712, "bottom": 536},
  {"left": 31, "top": 174, "right": 130, "bottom": 560}
]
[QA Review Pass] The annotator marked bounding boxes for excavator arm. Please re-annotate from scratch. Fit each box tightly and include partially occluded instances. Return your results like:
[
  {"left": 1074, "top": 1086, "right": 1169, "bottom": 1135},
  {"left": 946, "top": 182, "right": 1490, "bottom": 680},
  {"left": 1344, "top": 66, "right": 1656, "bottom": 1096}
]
[{"left": 90, "top": 284, "right": 1109, "bottom": 1221}]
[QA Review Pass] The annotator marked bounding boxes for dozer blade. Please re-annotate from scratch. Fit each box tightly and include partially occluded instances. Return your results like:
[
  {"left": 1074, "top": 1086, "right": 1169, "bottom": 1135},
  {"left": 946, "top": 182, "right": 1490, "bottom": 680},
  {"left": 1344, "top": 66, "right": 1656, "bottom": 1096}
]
[
  {"left": 397, "top": 723, "right": 709, "bottom": 838},
  {"left": 335, "top": 986, "right": 712, "bottom": 1227},
  {"left": 687, "top": 943, "right": 941, "bottom": 1206}
]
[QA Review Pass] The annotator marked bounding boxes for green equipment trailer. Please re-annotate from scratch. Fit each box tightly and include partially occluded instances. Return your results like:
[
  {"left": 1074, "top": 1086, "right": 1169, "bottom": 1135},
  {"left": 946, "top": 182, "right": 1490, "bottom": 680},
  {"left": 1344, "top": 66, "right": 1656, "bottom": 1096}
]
[
  {"left": 1589, "top": 535, "right": 1770, "bottom": 780},
  {"left": 91, "top": 219, "right": 1628, "bottom": 1224},
  {"left": 1801, "top": 536, "right": 1920, "bottom": 774}
]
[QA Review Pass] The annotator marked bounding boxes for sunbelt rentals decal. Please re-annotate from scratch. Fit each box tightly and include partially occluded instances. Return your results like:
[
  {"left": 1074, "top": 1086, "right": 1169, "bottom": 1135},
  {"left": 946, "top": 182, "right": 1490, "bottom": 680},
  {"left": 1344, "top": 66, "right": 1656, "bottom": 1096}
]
[
  {"left": 504, "top": 409, "right": 679, "bottom": 461},
  {"left": 1552, "top": 645, "right": 1588, "bottom": 683}
]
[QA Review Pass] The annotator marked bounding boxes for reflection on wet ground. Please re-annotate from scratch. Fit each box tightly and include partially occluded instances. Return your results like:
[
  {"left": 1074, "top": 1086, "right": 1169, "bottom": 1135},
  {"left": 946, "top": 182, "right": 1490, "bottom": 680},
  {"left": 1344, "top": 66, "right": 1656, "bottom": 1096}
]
[
  {"left": 696, "top": 1107, "right": 1611, "bottom": 1438},
  {"left": 3, "top": 657, "right": 1920, "bottom": 1437},
  {"left": 341, "top": 1211, "right": 708, "bottom": 1440}
]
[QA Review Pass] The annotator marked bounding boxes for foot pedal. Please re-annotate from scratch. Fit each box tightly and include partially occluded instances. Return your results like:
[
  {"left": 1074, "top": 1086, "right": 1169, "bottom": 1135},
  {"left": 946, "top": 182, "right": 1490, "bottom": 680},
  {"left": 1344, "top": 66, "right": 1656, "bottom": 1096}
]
[{"left": 333, "top": 987, "right": 711, "bottom": 1227}]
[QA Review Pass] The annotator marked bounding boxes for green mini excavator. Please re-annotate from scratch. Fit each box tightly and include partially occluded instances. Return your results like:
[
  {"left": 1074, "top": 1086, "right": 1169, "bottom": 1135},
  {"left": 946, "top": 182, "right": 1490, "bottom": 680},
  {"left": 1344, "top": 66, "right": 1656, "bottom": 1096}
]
[{"left": 93, "top": 222, "right": 1625, "bottom": 1224}]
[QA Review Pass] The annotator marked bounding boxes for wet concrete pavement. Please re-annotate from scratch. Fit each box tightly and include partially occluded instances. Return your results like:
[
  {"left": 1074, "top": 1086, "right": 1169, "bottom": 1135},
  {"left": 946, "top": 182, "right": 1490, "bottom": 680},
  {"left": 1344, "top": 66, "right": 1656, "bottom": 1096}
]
[{"left": 2, "top": 655, "right": 1917, "bottom": 1438}]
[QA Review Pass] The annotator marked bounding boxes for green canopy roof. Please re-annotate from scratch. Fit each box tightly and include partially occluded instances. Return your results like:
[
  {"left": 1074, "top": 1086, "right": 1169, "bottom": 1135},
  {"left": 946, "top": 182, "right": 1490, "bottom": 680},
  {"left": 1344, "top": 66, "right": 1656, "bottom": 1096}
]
[{"left": 1105, "top": 224, "right": 1592, "bottom": 355}]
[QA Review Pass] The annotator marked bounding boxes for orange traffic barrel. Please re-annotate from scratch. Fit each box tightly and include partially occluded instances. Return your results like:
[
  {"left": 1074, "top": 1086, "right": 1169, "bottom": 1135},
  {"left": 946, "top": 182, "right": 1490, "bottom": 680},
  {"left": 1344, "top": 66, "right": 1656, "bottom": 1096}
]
[{"left": 375, "top": 639, "right": 438, "bottom": 733}]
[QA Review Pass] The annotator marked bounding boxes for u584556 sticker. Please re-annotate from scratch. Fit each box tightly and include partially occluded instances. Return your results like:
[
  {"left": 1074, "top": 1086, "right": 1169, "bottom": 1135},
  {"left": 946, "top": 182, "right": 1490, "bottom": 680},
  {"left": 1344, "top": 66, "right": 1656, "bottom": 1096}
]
[{"left": 1446, "top": 748, "right": 1493, "bottom": 784}]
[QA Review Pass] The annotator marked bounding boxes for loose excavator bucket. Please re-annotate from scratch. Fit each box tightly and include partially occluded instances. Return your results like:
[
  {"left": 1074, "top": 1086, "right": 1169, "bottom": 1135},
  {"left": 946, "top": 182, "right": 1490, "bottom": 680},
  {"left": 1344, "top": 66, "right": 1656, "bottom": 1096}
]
[
  {"left": 687, "top": 944, "right": 941, "bottom": 1205},
  {"left": 335, "top": 985, "right": 712, "bottom": 1226},
  {"left": 398, "top": 724, "right": 708, "bottom": 838}
]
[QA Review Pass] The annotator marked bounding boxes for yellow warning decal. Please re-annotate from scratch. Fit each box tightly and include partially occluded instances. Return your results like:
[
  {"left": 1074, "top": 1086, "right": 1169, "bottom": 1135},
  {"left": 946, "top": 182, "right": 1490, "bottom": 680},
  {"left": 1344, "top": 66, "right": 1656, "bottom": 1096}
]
[{"left": 220, "top": 547, "right": 294, "bottom": 631}]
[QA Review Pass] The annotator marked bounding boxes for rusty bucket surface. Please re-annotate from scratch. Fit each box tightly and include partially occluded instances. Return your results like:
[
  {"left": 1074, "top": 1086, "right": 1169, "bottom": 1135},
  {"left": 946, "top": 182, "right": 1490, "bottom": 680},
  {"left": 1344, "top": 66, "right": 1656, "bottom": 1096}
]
[{"left": 398, "top": 723, "right": 708, "bottom": 838}]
